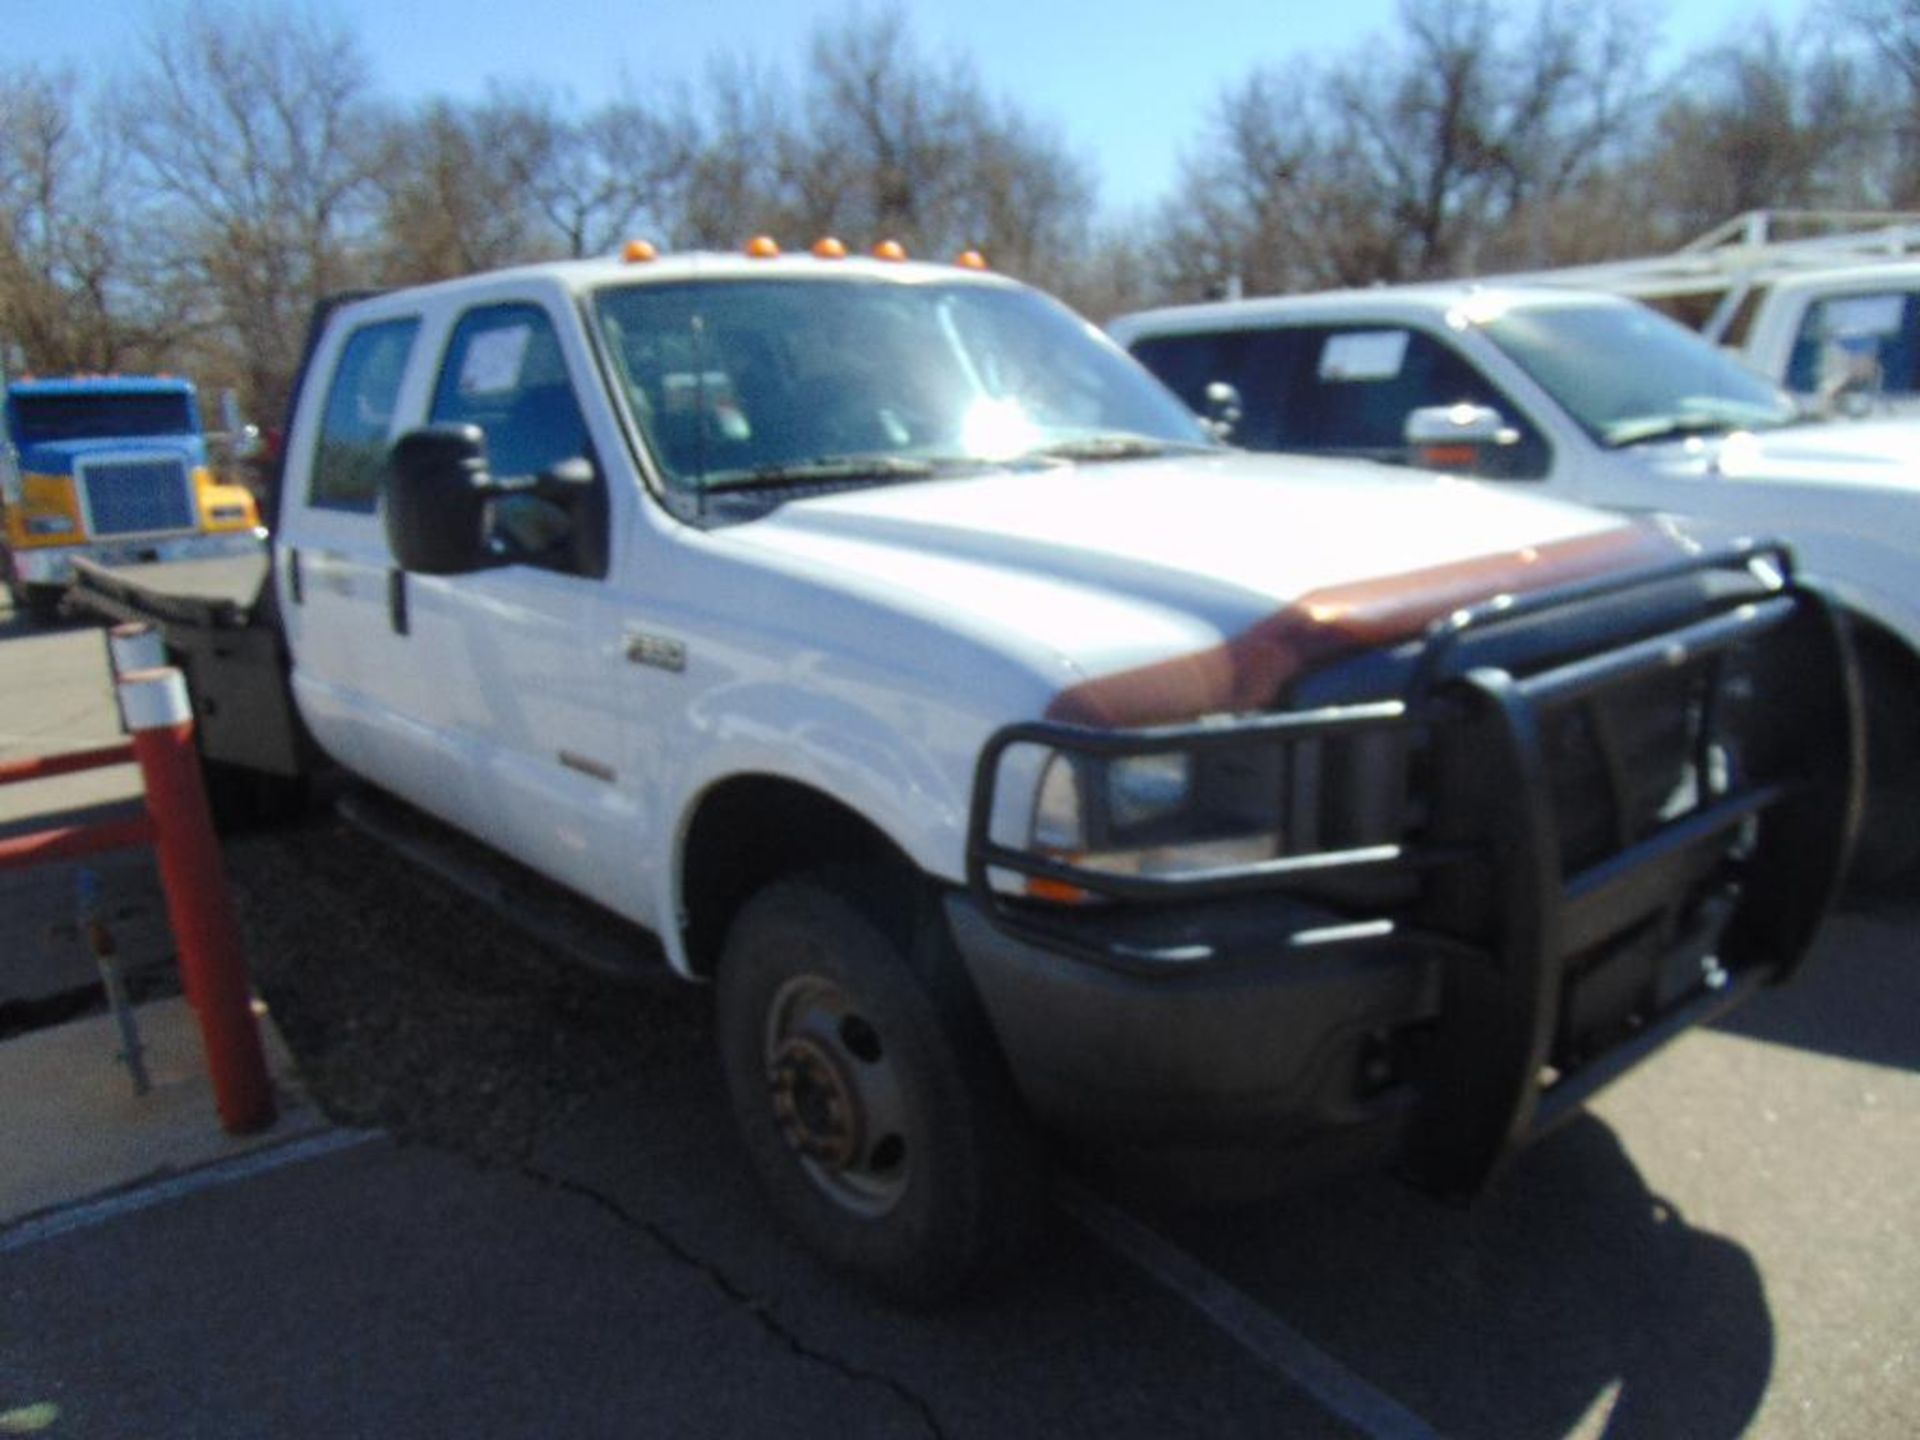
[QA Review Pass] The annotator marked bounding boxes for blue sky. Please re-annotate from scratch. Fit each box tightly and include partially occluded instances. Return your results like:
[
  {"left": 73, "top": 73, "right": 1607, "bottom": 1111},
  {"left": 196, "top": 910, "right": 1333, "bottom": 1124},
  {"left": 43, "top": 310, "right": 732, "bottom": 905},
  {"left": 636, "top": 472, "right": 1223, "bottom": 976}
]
[{"left": 21, "top": 0, "right": 1795, "bottom": 215}]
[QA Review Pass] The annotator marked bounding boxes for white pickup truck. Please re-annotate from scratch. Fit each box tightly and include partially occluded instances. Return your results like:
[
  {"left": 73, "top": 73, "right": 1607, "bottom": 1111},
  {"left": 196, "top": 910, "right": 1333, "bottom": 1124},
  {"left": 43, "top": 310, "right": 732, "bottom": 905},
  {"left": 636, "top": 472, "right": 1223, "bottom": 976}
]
[
  {"left": 72, "top": 248, "right": 1857, "bottom": 1299},
  {"left": 1725, "top": 260, "right": 1920, "bottom": 414},
  {"left": 1112, "top": 284, "right": 1919, "bottom": 884}
]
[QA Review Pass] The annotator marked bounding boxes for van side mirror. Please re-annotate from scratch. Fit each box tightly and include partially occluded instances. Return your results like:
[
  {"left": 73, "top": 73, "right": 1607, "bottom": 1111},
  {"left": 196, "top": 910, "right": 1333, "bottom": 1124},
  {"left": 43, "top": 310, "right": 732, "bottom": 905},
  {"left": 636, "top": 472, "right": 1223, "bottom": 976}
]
[
  {"left": 384, "top": 424, "right": 498, "bottom": 575},
  {"left": 1404, "top": 404, "right": 1518, "bottom": 474}
]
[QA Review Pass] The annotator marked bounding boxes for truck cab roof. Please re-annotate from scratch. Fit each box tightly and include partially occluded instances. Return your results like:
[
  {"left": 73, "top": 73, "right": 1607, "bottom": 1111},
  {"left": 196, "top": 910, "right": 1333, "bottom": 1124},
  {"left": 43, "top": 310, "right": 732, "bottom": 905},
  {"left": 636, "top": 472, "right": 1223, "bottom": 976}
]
[
  {"left": 1107, "top": 283, "right": 1637, "bottom": 343},
  {"left": 7, "top": 375, "right": 198, "bottom": 399}
]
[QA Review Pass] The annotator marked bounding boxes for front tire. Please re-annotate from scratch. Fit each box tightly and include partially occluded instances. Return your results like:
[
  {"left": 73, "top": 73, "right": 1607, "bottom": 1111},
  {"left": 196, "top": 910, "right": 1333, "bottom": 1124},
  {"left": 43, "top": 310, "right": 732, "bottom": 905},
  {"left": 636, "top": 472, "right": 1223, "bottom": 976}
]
[
  {"left": 716, "top": 869, "right": 1033, "bottom": 1302},
  {"left": 1850, "top": 634, "right": 1920, "bottom": 892}
]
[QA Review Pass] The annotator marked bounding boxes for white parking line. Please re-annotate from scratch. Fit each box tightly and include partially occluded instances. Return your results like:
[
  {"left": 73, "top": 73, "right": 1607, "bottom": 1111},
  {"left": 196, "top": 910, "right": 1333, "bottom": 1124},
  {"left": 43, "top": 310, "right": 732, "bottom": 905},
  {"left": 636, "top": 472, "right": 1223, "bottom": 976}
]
[
  {"left": 0, "top": 1128, "right": 381, "bottom": 1257},
  {"left": 1058, "top": 1180, "right": 1447, "bottom": 1440}
]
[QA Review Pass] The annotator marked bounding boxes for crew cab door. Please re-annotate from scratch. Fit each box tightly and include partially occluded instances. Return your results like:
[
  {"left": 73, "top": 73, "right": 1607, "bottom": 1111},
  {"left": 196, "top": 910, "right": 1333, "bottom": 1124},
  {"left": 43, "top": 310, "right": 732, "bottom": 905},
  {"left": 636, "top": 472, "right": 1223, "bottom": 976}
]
[
  {"left": 278, "top": 313, "right": 433, "bottom": 788},
  {"left": 403, "top": 297, "right": 639, "bottom": 904}
]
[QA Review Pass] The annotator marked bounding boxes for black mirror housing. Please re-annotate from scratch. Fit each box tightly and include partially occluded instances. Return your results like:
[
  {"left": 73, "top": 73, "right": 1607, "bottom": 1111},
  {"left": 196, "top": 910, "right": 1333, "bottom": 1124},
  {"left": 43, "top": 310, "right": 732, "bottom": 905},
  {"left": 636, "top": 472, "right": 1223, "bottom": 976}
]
[{"left": 384, "top": 424, "right": 497, "bottom": 575}]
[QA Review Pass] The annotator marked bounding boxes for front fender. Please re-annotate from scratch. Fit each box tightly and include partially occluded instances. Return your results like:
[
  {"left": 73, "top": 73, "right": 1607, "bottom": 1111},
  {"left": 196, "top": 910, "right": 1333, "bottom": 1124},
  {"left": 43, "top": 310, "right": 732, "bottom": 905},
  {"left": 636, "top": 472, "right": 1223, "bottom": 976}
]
[{"left": 653, "top": 680, "right": 987, "bottom": 975}]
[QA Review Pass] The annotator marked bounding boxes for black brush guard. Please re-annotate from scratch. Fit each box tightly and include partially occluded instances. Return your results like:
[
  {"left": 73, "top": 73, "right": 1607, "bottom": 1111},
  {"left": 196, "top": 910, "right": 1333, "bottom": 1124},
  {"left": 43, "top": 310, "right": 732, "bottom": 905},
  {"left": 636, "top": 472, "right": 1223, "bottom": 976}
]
[{"left": 966, "top": 540, "right": 1862, "bottom": 1194}]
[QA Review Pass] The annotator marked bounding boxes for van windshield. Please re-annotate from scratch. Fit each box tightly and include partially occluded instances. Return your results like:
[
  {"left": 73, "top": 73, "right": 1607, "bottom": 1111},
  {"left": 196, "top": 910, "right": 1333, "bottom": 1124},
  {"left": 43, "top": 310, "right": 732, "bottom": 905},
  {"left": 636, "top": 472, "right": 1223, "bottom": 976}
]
[
  {"left": 1478, "top": 299, "right": 1799, "bottom": 447},
  {"left": 592, "top": 277, "right": 1212, "bottom": 491}
]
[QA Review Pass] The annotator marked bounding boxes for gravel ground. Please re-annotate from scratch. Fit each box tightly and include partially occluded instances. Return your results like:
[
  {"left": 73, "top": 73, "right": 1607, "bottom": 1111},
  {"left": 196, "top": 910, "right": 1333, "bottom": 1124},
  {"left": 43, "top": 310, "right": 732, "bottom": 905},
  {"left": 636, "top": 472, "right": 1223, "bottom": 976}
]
[{"left": 221, "top": 806, "right": 713, "bottom": 1165}]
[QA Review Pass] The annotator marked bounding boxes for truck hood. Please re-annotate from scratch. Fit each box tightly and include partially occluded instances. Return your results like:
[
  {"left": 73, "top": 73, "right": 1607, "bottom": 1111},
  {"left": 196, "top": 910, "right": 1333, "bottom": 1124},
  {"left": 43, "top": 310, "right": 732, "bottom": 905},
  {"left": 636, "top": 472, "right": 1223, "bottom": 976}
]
[
  {"left": 731, "top": 450, "right": 1682, "bottom": 725},
  {"left": 1646, "top": 418, "right": 1920, "bottom": 493},
  {"left": 17, "top": 436, "right": 201, "bottom": 473}
]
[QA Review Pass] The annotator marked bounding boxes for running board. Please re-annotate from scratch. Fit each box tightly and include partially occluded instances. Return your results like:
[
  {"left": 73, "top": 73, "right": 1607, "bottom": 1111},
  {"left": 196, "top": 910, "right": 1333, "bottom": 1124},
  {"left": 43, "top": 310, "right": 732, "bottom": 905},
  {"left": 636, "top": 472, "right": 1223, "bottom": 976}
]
[{"left": 334, "top": 786, "right": 675, "bottom": 986}]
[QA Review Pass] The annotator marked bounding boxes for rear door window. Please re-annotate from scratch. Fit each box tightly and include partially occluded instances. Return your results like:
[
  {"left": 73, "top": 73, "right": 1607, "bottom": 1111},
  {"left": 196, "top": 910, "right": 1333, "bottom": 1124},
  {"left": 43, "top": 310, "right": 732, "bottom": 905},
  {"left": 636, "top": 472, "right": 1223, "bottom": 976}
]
[{"left": 310, "top": 318, "right": 420, "bottom": 513}]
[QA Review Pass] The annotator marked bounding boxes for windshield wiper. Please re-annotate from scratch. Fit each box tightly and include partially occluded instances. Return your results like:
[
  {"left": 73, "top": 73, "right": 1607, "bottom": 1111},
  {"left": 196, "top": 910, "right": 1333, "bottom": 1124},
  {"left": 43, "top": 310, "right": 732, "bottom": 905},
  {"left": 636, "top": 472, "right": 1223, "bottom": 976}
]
[
  {"left": 1603, "top": 414, "right": 1746, "bottom": 448},
  {"left": 1017, "top": 434, "right": 1212, "bottom": 464},
  {"left": 699, "top": 454, "right": 942, "bottom": 493}
]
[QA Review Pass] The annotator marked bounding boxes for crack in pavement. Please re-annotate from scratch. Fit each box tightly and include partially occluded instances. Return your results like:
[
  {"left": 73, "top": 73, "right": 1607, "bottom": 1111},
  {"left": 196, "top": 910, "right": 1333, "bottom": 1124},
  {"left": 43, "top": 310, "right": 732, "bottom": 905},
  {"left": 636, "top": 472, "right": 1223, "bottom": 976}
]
[{"left": 522, "top": 1162, "right": 949, "bottom": 1440}]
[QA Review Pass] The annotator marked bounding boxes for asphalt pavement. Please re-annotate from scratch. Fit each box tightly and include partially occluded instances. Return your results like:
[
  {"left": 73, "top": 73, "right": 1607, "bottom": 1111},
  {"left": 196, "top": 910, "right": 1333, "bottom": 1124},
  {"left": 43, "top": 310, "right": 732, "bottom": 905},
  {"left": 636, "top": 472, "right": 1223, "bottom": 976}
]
[{"left": 2, "top": 594, "right": 1916, "bottom": 1440}]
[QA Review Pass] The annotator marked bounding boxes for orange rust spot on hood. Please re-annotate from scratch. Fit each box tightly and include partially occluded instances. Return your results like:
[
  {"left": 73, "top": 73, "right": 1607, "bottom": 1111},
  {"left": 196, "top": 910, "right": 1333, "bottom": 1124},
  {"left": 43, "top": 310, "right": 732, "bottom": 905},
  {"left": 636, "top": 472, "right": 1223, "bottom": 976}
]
[{"left": 1045, "top": 524, "right": 1687, "bottom": 728}]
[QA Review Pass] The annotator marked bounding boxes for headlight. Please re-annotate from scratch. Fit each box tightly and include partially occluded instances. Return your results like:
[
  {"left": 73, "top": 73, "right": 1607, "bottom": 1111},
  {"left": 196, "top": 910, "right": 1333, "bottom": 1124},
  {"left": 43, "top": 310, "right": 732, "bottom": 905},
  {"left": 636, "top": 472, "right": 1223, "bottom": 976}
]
[
  {"left": 1025, "top": 745, "right": 1285, "bottom": 891},
  {"left": 26, "top": 514, "right": 76, "bottom": 536}
]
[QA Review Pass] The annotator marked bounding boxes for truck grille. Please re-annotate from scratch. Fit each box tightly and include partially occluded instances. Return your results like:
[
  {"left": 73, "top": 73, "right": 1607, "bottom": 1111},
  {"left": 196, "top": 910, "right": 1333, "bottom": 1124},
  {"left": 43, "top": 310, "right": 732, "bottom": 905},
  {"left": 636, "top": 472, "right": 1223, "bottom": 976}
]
[
  {"left": 1540, "top": 669, "right": 1699, "bottom": 874},
  {"left": 78, "top": 456, "right": 196, "bottom": 537}
]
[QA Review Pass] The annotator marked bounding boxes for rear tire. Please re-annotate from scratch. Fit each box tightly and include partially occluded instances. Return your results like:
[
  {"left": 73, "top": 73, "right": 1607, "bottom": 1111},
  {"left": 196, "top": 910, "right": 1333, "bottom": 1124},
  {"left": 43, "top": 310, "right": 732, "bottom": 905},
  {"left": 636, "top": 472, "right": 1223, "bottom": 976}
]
[
  {"left": 201, "top": 760, "right": 311, "bottom": 832},
  {"left": 16, "top": 582, "right": 64, "bottom": 626},
  {"left": 716, "top": 868, "right": 1034, "bottom": 1302}
]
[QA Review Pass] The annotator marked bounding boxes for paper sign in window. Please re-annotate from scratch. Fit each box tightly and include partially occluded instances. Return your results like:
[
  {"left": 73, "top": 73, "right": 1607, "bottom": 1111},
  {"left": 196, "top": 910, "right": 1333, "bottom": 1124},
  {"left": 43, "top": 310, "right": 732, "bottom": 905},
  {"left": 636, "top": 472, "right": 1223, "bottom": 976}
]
[
  {"left": 460, "top": 325, "right": 534, "bottom": 396},
  {"left": 1319, "top": 330, "right": 1409, "bottom": 382},
  {"left": 1816, "top": 294, "right": 1906, "bottom": 340}
]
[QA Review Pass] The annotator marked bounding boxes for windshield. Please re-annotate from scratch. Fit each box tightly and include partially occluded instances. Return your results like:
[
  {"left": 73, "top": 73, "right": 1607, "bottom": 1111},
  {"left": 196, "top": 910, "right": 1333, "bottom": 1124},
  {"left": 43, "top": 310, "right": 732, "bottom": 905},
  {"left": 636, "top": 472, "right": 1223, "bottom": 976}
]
[
  {"left": 10, "top": 391, "right": 198, "bottom": 445},
  {"left": 1478, "top": 299, "right": 1798, "bottom": 447},
  {"left": 591, "top": 277, "right": 1211, "bottom": 490}
]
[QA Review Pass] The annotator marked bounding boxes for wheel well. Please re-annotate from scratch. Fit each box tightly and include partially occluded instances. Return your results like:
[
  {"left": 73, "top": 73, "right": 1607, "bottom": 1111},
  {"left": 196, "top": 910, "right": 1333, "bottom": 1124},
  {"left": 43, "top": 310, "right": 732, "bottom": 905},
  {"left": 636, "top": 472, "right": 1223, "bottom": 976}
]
[
  {"left": 680, "top": 775, "right": 920, "bottom": 977},
  {"left": 1845, "top": 610, "right": 1920, "bottom": 687}
]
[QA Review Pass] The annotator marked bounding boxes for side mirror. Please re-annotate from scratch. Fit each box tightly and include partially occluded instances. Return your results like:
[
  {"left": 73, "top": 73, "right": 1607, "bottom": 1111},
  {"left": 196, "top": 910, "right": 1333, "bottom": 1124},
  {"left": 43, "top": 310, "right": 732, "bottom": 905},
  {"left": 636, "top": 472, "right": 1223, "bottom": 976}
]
[
  {"left": 384, "top": 424, "right": 497, "bottom": 575},
  {"left": 1404, "top": 404, "right": 1518, "bottom": 474},
  {"left": 1202, "top": 380, "right": 1243, "bottom": 441},
  {"left": 496, "top": 455, "right": 610, "bottom": 579},
  {"left": 384, "top": 425, "right": 610, "bottom": 580},
  {"left": 219, "top": 388, "right": 262, "bottom": 461}
]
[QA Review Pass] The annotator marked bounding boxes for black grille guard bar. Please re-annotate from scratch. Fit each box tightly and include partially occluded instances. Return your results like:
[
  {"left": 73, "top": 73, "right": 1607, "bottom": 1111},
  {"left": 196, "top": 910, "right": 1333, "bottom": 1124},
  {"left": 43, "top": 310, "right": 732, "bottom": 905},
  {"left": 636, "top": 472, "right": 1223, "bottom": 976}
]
[
  {"left": 964, "top": 538, "right": 1862, "bottom": 1191},
  {"left": 967, "top": 539, "right": 1845, "bottom": 915}
]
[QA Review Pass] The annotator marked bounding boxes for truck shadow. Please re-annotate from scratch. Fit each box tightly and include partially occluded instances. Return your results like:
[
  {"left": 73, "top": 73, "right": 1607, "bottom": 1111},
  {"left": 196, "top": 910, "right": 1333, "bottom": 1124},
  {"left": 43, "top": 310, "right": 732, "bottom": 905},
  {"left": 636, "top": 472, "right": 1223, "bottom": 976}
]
[
  {"left": 1711, "top": 895, "right": 1920, "bottom": 1072},
  {"left": 227, "top": 807, "right": 1796, "bottom": 1438},
  {"left": 1130, "top": 1115, "right": 1773, "bottom": 1439}
]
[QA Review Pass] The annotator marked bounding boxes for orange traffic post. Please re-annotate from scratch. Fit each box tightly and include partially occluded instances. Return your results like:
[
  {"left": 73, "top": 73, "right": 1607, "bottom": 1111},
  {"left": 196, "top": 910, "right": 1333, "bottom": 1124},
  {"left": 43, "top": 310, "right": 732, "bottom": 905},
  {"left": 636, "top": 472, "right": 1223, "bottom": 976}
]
[{"left": 119, "top": 666, "right": 276, "bottom": 1134}]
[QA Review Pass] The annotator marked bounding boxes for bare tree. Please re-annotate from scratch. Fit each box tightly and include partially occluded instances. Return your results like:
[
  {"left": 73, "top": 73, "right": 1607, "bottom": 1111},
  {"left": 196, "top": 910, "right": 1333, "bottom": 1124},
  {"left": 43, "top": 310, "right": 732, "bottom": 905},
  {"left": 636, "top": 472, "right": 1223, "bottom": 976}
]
[
  {"left": 1640, "top": 20, "right": 1882, "bottom": 231},
  {"left": 370, "top": 99, "right": 552, "bottom": 284},
  {"left": 1826, "top": 0, "right": 1920, "bottom": 199},
  {"left": 1156, "top": 0, "right": 1656, "bottom": 300},
  {"left": 0, "top": 68, "right": 164, "bottom": 372},
  {"left": 669, "top": 54, "right": 800, "bottom": 248},
  {"left": 117, "top": 1, "right": 379, "bottom": 419}
]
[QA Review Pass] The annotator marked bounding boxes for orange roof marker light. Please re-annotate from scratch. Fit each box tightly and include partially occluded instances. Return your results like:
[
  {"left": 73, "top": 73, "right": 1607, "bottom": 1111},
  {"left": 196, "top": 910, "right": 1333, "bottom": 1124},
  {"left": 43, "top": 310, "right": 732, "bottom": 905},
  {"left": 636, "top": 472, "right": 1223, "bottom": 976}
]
[
  {"left": 746, "top": 235, "right": 781, "bottom": 259},
  {"left": 811, "top": 236, "right": 848, "bottom": 259},
  {"left": 872, "top": 239, "right": 908, "bottom": 262},
  {"left": 622, "top": 239, "right": 659, "bottom": 263},
  {"left": 955, "top": 249, "right": 989, "bottom": 270}
]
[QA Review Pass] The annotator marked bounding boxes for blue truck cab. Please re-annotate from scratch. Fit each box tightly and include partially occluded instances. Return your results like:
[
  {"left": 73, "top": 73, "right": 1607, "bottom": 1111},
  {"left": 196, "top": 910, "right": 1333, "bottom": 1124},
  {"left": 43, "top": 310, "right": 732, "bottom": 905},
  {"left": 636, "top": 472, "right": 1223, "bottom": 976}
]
[{"left": 1, "top": 374, "right": 264, "bottom": 622}]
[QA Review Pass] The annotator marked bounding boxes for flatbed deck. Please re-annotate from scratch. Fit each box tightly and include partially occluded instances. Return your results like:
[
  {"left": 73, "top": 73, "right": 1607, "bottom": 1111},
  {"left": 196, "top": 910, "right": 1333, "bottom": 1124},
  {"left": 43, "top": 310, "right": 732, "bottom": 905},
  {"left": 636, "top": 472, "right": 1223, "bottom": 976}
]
[{"left": 68, "top": 553, "right": 270, "bottom": 631}]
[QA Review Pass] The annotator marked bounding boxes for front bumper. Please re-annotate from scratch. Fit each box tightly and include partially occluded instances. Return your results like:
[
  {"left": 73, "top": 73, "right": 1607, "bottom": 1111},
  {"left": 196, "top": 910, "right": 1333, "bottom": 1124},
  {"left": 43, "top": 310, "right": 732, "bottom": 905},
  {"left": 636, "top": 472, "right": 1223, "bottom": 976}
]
[
  {"left": 961, "top": 541, "right": 1861, "bottom": 1195},
  {"left": 948, "top": 891, "right": 1441, "bottom": 1160},
  {"left": 10, "top": 528, "right": 266, "bottom": 586}
]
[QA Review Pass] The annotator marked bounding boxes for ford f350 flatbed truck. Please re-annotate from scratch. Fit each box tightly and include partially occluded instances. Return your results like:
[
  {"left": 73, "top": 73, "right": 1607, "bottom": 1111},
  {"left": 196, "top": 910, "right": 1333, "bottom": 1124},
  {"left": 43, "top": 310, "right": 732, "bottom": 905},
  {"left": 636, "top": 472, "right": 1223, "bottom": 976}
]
[
  {"left": 70, "top": 244, "right": 1860, "bottom": 1299},
  {"left": 1, "top": 374, "right": 264, "bottom": 623}
]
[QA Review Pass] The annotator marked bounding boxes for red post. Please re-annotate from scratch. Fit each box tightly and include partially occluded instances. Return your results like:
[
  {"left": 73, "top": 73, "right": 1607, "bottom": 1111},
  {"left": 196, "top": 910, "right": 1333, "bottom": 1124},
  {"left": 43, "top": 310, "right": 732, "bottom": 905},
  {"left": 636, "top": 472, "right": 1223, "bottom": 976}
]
[{"left": 120, "top": 667, "right": 276, "bottom": 1135}]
